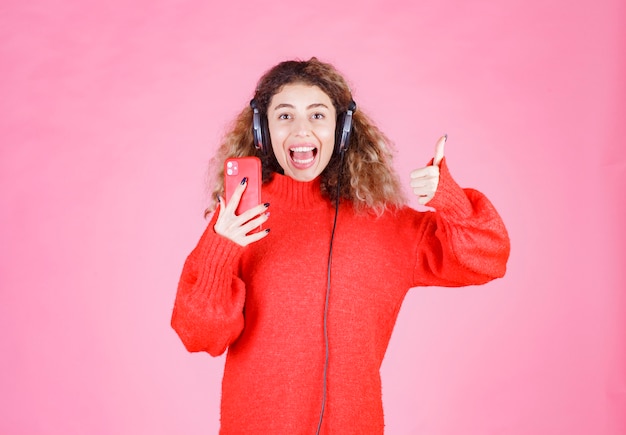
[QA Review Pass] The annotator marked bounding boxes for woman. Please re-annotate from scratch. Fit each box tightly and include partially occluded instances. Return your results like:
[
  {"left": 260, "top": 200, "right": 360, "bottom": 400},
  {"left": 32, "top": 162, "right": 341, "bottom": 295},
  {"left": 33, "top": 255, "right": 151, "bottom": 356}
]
[{"left": 171, "top": 57, "right": 510, "bottom": 434}]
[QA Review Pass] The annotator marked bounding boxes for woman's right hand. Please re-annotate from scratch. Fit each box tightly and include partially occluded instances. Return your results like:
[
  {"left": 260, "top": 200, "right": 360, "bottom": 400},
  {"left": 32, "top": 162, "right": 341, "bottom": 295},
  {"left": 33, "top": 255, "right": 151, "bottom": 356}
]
[{"left": 214, "top": 178, "right": 270, "bottom": 247}]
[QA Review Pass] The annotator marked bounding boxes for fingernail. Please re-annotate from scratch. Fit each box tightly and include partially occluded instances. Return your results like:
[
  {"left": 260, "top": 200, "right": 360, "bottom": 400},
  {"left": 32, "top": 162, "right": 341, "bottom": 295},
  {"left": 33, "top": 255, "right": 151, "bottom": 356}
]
[
  {"left": 265, "top": 228, "right": 270, "bottom": 233},
  {"left": 264, "top": 202, "right": 270, "bottom": 208},
  {"left": 216, "top": 196, "right": 221, "bottom": 203},
  {"left": 443, "top": 134, "right": 448, "bottom": 141},
  {"left": 240, "top": 177, "right": 248, "bottom": 185}
]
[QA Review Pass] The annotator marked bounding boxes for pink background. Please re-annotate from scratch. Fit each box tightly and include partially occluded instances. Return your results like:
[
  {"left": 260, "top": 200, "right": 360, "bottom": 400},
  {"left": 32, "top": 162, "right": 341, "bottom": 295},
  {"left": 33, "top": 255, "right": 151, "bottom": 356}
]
[{"left": 1, "top": 0, "right": 624, "bottom": 434}]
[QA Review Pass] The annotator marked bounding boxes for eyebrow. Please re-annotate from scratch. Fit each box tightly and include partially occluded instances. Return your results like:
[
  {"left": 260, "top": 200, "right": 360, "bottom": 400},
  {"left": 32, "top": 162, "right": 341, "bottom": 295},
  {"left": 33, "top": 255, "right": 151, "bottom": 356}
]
[{"left": 272, "top": 103, "right": 330, "bottom": 111}]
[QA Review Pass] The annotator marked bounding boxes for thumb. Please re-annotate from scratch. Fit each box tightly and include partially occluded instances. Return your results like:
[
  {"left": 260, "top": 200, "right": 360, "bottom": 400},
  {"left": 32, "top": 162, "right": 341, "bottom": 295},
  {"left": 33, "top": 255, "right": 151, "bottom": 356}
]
[{"left": 433, "top": 134, "right": 447, "bottom": 166}]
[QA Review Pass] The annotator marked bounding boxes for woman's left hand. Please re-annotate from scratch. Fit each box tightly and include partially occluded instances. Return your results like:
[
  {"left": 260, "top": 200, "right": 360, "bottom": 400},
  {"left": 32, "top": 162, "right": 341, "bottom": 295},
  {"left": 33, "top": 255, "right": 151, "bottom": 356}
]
[{"left": 409, "top": 135, "right": 447, "bottom": 205}]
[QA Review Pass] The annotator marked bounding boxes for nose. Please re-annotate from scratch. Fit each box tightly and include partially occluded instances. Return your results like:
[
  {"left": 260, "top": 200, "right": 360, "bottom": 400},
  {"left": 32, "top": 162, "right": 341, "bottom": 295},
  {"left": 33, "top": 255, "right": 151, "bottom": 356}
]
[{"left": 293, "top": 118, "right": 311, "bottom": 137}]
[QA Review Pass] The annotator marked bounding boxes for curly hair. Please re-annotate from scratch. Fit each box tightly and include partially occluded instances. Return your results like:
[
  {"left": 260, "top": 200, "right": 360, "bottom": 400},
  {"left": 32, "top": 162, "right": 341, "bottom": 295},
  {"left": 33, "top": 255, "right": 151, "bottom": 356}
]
[{"left": 205, "top": 57, "right": 406, "bottom": 216}]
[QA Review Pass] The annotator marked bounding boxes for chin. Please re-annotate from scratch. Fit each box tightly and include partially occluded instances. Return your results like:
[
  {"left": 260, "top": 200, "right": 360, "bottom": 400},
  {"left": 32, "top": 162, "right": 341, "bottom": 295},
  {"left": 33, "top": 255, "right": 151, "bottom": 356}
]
[{"left": 285, "top": 168, "right": 320, "bottom": 182}]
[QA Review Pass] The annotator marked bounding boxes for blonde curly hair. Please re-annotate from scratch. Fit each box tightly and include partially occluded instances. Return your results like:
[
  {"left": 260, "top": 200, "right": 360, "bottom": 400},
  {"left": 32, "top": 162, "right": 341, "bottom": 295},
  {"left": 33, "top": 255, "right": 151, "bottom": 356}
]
[{"left": 206, "top": 57, "right": 406, "bottom": 216}]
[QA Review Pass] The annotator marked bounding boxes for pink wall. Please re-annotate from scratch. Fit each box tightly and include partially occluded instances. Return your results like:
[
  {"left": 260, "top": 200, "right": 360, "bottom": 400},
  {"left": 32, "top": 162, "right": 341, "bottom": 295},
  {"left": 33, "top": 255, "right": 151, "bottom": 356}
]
[{"left": 1, "top": 1, "right": 624, "bottom": 434}]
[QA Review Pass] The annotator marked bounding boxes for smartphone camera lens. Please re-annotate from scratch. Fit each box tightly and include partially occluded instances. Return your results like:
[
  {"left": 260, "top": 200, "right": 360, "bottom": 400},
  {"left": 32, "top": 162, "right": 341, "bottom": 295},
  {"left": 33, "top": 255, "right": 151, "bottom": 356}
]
[{"left": 226, "top": 161, "right": 238, "bottom": 176}]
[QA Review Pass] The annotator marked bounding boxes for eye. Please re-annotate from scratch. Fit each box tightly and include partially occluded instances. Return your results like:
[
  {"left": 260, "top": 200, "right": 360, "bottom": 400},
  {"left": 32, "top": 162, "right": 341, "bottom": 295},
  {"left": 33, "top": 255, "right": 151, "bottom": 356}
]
[
  {"left": 278, "top": 113, "right": 292, "bottom": 120},
  {"left": 311, "top": 113, "right": 325, "bottom": 120}
]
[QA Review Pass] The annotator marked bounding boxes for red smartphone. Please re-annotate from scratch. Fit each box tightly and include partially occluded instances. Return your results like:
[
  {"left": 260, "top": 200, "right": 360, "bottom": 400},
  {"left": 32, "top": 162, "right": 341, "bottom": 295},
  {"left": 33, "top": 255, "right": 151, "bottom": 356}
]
[{"left": 224, "top": 156, "right": 262, "bottom": 217}]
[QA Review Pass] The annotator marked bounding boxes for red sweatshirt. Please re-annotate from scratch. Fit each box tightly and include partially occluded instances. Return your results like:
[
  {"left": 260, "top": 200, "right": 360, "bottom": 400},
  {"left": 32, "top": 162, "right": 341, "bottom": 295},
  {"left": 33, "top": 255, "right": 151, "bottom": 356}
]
[{"left": 171, "top": 160, "right": 510, "bottom": 434}]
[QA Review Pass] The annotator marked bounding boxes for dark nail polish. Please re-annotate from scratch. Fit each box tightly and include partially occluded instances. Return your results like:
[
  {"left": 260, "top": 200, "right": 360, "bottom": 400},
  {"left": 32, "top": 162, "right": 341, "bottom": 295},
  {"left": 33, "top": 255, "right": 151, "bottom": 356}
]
[
  {"left": 265, "top": 228, "right": 270, "bottom": 233},
  {"left": 240, "top": 177, "right": 248, "bottom": 185},
  {"left": 264, "top": 202, "right": 270, "bottom": 208}
]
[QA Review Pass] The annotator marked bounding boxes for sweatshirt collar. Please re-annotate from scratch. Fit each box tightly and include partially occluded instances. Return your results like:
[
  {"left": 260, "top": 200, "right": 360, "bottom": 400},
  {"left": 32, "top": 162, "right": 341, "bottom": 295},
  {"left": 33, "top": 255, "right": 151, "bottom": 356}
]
[{"left": 264, "top": 173, "right": 329, "bottom": 209}]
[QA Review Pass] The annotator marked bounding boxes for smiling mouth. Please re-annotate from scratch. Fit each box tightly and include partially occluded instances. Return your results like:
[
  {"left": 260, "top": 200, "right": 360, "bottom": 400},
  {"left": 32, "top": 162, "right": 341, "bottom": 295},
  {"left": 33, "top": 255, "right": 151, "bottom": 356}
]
[{"left": 289, "top": 146, "right": 318, "bottom": 166}]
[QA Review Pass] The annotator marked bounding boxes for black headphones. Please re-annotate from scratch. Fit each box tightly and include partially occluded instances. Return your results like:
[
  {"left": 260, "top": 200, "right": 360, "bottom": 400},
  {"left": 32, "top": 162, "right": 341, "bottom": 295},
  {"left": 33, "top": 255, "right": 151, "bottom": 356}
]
[{"left": 250, "top": 99, "right": 357, "bottom": 156}]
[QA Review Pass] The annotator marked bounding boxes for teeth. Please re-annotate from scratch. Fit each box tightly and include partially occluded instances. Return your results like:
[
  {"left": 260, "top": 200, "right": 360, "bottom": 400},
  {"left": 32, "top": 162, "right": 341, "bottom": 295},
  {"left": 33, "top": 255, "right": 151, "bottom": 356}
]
[
  {"left": 293, "top": 157, "right": 314, "bottom": 164},
  {"left": 290, "top": 146, "right": 315, "bottom": 152}
]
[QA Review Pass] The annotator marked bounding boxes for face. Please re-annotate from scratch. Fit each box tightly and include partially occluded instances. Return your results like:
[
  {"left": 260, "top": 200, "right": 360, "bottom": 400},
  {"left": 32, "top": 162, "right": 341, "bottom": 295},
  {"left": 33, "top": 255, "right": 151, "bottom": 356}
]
[{"left": 267, "top": 83, "right": 336, "bottom": 182}]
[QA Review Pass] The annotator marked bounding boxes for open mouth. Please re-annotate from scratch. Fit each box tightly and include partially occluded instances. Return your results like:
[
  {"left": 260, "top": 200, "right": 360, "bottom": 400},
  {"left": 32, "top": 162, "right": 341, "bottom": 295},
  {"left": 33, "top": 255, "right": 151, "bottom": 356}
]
[{"left": 289, "top": 145, "right": 318, "bottom": 167}]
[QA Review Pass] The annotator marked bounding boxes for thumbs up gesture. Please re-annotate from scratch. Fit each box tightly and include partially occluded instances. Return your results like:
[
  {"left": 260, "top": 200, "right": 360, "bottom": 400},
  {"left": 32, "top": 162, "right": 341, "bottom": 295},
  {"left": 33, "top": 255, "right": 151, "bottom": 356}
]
[{"left": 409, "top": 135, "right": 447, "bottom": 205}]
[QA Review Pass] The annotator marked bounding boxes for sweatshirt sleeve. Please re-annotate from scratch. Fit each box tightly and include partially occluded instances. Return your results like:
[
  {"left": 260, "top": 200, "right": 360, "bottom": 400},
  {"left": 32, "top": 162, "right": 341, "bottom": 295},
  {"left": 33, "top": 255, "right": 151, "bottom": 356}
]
[
  {"left": 171, "top": 210, "right": 247, "bottom": 356},
  {"left": 411, "top": 157, "right": 511, "bottom": 287}
]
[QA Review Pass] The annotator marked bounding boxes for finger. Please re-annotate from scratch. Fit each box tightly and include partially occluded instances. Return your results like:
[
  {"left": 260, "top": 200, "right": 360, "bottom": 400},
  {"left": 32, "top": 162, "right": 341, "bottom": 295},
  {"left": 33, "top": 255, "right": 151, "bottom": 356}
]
[
  {"left": 239, "top": 212, "right": 269, "bottom": 236},
  {"left": 229, "top": 213, "right": 270, "bottom": 246},
  {"left": 410, "top": 178, "right": 438, "bottom": 192},
  {"left": 412, "top": 181, "right": 437, "bottom": 195},
  {"left": 225, "top": 177, "right": 248, "bottom": 212},
  {"left": 433, "top": 134, "right": 447, "bottom": 167},
  {"left": 417, "top": 194, "right": 434, "bottom": 205},
  {"left": 237, "top": 202, "right": 270, "bottom": 224},
  {"left": 241, "top": 227, "right": 271, "bottom": 245},
  {"left": 410, "top": 166, "right": 439, "bottom": 179},
  {"left": 215, "top": 196, "right": 228, "bottom": 220}
]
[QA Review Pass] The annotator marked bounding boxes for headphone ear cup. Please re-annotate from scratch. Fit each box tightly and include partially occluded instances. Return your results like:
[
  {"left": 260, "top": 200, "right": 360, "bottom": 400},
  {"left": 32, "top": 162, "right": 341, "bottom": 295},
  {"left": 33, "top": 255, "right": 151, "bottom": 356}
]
[
  {"left": 251, "top": 99, "right": 270, "bottom": 154},
  {"left": 260, "top": 115, "right": 270, "bottom": 154},
  {"left": 335, "top": 102, "right": 356, "bottom": 155},
  {"left": 334, "top": 112, "right": 347, "bottom": 155}
]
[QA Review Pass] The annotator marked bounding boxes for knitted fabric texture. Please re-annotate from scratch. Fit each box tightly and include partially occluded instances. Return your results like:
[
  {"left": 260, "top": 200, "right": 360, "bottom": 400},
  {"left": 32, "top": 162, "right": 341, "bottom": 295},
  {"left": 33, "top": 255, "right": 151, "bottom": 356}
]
[{"left": 171, "top": 160, "right": 510, "bottom": 434}]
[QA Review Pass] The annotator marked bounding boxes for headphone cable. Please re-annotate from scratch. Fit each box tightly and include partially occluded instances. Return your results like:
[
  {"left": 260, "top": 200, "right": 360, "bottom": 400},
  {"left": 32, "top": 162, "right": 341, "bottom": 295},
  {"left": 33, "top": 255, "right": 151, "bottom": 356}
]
[{"left": 315, "top": 151, "right": 345, "bottom": 435}]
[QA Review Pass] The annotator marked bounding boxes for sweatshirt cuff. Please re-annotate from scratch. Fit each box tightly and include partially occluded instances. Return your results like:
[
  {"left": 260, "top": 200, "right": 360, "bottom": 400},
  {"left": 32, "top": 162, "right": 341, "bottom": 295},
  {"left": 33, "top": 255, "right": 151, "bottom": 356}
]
[
  {"left": 425, "top": 157, "right": 473, "bottom": 218},
  {"left": 195, "top": 214, "right": 246, "bottom": 296}
]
